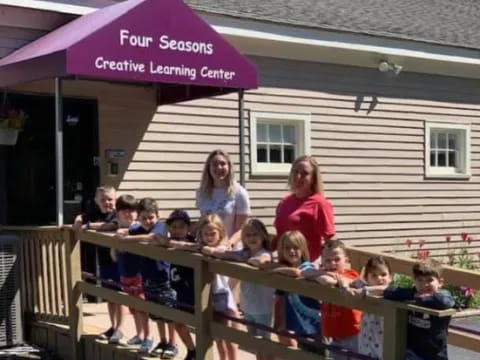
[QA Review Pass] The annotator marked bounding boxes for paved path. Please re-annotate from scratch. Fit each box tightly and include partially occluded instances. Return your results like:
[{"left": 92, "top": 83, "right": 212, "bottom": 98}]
[{"left": 82, "top": 302, "right": 256, "bottom": 360}]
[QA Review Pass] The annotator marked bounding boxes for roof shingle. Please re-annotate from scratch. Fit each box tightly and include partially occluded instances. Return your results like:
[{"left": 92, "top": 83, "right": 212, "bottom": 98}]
[{"left": 185, "top": 0, "right": 480, "bottom": 50}]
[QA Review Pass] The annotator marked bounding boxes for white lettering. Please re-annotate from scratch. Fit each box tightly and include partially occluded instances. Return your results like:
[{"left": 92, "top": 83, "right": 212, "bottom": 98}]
[
  {"left": 119, "top": 29, "right": 153, "bottom": 48},
  {"left": 94, "top": 56, "right": 145, "bottom": 73},
  {"left": 200, "top": 66, "right": 235, "bottom": 81},
  {"left": 158, "top": 35, "right": 213, "bottom": 55},
  {"left": 149, "top": 61, "right": 196, "bottom": 80}
]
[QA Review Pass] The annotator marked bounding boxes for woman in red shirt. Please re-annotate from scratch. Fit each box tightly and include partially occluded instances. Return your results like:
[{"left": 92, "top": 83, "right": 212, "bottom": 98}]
[{"left": 274, "top": 155, "right": 336, "bottom": 261}]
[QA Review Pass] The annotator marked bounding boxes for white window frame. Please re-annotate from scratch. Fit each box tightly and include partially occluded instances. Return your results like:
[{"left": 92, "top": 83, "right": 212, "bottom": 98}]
[
  {"left": 249, "top": 112, "right": 311, "bottom": 176},
  {"left": 424, "top": 122, "right": 471, "bottom": 179}
]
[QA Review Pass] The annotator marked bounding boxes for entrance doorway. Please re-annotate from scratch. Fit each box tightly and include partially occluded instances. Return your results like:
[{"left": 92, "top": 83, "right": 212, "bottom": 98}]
[{"left": 2, "top": 93, "right": 99, "bottom": 225}]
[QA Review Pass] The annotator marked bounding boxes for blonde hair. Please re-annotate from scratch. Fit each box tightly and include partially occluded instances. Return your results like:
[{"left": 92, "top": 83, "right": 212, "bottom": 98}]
[
  {"left": 199, "top": 149, "right": 236, "bottom": 199},
  {"left": 277, "top": 230, "right": 310, "bottom": 265},
  {"left": 241, "top": 219, "right": 270, "bottom": 252},
  {"left": 196, "top": 214, "right": 228, "bottom": 246},
  {"left": 288, "top": 155, "right": 324, "bottom": 194}
]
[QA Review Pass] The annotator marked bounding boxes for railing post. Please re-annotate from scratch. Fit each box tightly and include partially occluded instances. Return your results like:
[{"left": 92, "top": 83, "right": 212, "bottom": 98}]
[
  {"left": 64, "top": 228, "right": 83, "bottom": 360},
  {"left": 194, "top": 258, "right": 214, "bottom": 360},
  {"left": 383, "top": 306, "right": 408, "bottom": 360}
]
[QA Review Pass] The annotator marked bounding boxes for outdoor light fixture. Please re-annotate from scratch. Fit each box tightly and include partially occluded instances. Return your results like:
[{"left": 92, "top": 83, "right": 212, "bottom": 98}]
[{"left": 378, "top": 60, "right": 402, "bottom": 75}]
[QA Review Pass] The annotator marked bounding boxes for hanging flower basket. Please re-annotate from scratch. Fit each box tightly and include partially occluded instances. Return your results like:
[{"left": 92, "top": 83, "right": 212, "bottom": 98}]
[{"left": 0, "top": 107, "right": 28, "bottom": 145}]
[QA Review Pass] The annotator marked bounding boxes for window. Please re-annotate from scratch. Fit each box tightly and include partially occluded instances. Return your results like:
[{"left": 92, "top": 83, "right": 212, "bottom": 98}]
[
  {"left": 425, "top": 122, "right": 471, "bottom": 178},
  {"left": 250, "top": 112, "right": 311, "bottom": 176}
]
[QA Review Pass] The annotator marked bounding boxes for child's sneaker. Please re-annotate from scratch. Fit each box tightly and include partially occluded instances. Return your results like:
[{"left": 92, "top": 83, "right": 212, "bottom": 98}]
[
  {"left": 151, "top": 342, "right": 167, "bottom": 356},
  {"left": 161, "top": 344, "right": 178, "bottom": 359},
  {"left": 108, "top": 329, "right": 123, "bottom": 344},
  {"left": 184, "top": 350, "right": 196, "bottom": 360},
  {"left": 138, "top": 338, "right": 154, "bottom": 354},
  {"left": 97, "top": 327, "right": 114, "bottom": 340},
  {"left": 126, "top": 335, "right": 142, "bottom": 346}
]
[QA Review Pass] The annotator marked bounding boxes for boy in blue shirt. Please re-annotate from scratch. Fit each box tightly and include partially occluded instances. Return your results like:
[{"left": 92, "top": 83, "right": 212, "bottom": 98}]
[
  {"left": 132, "top": 198, "right": 177, "bottom": 357},
  {"left": 384, "top": 259, "right": 455, "bottom": 360},
  {"left": 162, "top": 209, "right": 199, "bottom": 360}
]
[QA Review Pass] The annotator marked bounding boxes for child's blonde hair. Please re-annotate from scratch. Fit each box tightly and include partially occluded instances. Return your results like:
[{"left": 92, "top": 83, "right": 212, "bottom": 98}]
[
  {"left": 277, "top": 230, "right": 310, "bottom": 265},
  {"left": 241, "top": 219, "right": 270, "bottom": 251},
  {"left": 196, "top": 214, "right": 228, "bottom": 246}
]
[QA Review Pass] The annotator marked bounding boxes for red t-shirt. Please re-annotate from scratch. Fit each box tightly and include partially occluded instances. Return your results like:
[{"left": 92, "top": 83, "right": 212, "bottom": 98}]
[
  {"left": 273, "top": 193, "right": 335, "bottom": 261},
  {"left": 321, "top": 269, "right": 362, "bottom": 338}
]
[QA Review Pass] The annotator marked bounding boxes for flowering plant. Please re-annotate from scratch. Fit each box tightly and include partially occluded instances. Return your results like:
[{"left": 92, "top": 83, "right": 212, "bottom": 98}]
[
  {"left": 396, "top": 233, "right": 480, "bottom": 309},
  {"left": 0, "top": 106, "right": 28, "bottom": 130}
]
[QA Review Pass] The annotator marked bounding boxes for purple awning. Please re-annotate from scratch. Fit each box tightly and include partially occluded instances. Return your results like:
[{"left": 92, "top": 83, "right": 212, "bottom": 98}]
[{"left": 0, "top": 0, "right": 257, "bottom": 104}]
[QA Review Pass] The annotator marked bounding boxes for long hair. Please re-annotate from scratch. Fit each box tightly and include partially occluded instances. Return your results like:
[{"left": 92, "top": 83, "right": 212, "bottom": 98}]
[
  {"left": 288, "top": 155, "right": 324, "bottom": 194},
  {"left": 199, "top": 149, "right": 236, "bottom": 199},
  {"left": 196, "top": 214, "right": 228, "bottom": 246},
  {"left": 277, "top": 230, "right": 310, "bottom": 265},
  {"left": 241, "top": 219, "right": 270, "bottom": 252}
]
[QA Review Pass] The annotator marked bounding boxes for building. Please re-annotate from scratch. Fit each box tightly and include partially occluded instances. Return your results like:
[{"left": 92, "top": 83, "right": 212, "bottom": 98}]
[{"left": 1, "top": 0, "right": 480, "bottom": 258}]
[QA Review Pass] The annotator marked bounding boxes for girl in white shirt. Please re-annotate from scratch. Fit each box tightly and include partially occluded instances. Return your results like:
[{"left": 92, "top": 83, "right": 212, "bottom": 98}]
[
  {"left": 198, "top": 214, "right": 238, "bottom": 360},
  {"left": 204, "top": 219, "right": 274, "bottom": 360}
]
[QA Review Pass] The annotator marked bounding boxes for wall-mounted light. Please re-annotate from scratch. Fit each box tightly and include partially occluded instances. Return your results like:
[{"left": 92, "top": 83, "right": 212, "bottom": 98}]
[{"left": 378, "top": 61, "right": 402, "bottom": 75}]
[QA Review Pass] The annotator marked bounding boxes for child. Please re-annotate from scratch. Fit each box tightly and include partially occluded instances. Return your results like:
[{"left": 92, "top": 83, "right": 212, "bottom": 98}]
[
  {"left": 199, "top": 214, "right": 238, "bottom": 360},
  {"left": 162, "top": 209, "right": 199, "bottom": 360},
  {"left": 272, "top": 231, "right": 321, "bottom": 354},
  {"left": 348, "top": 256, "right": 392, "bottom": 359},
  {"left": 128, "top": 198, "right": 176, "bottom": 355},
  {"left": 100, "top": 195, "right": 137, "bottom": 344},
  {"left": 314, "top": 240, "right": 361, "bottom": 360},
  {"left": 115, "top": 196, "right": 151, "bottom": 351},
  {"left": 203, "top": 219, "right": 274, "bottom": 360},
  {"left": 73, "top": 185, "right": 118, "bottom": 340},
  {"left": 384, "top": 259, "right": 455, "bottom": 360}
]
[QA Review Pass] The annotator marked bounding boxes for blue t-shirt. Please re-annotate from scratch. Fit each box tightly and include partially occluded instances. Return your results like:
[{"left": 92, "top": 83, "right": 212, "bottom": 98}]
[
  {"left": 130, "top": 222, "right": 171, "bottom": 283},
  {"left": 275, "top": 261, "right": 320, "bottom": 337},
  {"left": 117, "top": 251, "right": 141, "bottom": 277}
]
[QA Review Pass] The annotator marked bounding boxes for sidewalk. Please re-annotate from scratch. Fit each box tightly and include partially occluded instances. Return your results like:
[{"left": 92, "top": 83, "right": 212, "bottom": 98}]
[{"left": 82, "top": 302, "right": 256, "bottom": 359}]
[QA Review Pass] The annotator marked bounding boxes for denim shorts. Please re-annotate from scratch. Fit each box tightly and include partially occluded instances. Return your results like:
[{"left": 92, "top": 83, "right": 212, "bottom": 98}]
[
  {"left": 244, "top": 313, "right": 272, "bottom": 340},
  {"left": 143, "top": 278, "right": 177, "bottom": 322}
]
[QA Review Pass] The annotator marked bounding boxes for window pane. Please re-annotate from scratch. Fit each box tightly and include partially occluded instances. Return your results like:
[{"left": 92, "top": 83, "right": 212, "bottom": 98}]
[
  {"left": 430, "top": 151, "right": 436, "bottom": 166},
  {"left": 284, "top": 145, "right": 295, "bottom": 163},
  {"left": 257, "top": 123, "right": 267, "bottom": 142},
  {"left": 448, "top": 150, "right": 456, "bottom": 167},
  {"left": 430, "top": 132, "right": 437, "bottom": 149},
  {"left": 438, "top": 133, "right": 447, "bottom": 149},
  {"left": 257, "top": 145, "right": 267, "bottom": 163},
  {"left": 270, "top": 145, "right": 281, "bottom": 163},
  {"left": 448, "top": 134, "right": 457, "bottom": 150},
  {"left": 269, "top": 124, "right": 282, "bottom": 143},
  {"left": 283, "top": 125, "right": 295, "bottom": 143},
  {"left": 438, "top": 151, "right": 446, "bottom": 166}
]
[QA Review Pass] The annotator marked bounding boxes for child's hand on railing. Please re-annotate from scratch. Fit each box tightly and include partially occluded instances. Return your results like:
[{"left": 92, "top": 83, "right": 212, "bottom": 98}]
[
  {"left": 202, "top": 246, "right": 217, "bottom": 256},
  {"left": 115, "top": 229, "right": 128, "bottom": 237},
  {"left": 154, "top": 235, "right": 169, "bottom": 246}
]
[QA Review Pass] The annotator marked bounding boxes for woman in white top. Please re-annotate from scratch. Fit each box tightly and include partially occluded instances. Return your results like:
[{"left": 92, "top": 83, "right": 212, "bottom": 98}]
[{"left": 196, "top": 149, "right": 251, "bottom": 249}]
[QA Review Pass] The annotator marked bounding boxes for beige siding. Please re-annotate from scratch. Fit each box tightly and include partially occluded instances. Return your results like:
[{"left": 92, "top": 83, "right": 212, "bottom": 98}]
[{"left": 118, "top": 56, "right": 480, "bottom": 259}]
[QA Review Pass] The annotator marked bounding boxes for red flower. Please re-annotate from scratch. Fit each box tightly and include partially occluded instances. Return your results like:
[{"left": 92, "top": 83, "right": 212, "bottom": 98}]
[
  {"left": 461, "top": 232, "right": 468, "bottom": 241},
  {"left": 406, "top": 239, "right": 413, "bottom": 248},
  {"left": 419, "top": 239, "right": 426, "bottom": 248},
  {"left": 445, "top": 235, "right": 451, "bottom": 243},
  {"left": 417, "top": 249, "right": 430, "bottom": 260},
  {"left": 467, "top": 236, "right": 473, "bottom": 245}
]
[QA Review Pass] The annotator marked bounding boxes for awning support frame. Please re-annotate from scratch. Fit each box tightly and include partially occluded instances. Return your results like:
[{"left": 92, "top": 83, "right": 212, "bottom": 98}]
[
  {"left": 55, "top": 77, "right": 64, "bottom": 226},
  {"left": 238, "top": 90, "right": 245, "bottom": 187}
]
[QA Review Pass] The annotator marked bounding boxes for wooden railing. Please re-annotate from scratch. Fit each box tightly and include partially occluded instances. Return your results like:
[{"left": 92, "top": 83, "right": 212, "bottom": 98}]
[
  {"left": 76, "top": 230, "right": 464, "bottom": 360},
  {"left": 1, "top": 226, "right": 71, "bottom": 325},
  {"left": 2, "top": 226, "right": 479, "bottom": 359}
]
